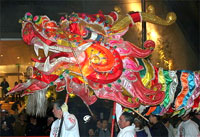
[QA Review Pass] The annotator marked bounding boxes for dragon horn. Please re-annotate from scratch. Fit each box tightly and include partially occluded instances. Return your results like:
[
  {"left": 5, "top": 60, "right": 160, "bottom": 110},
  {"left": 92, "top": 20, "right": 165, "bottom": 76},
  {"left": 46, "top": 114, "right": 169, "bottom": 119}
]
[
  {"left": 110, "top": 10, "right": 176, "bottom": 32},
  {"left": 106, "top": 6, "right": 122, "bottom": 25},
  {"left": 141, "top": 12, "right": 177, "bottom": 25}
]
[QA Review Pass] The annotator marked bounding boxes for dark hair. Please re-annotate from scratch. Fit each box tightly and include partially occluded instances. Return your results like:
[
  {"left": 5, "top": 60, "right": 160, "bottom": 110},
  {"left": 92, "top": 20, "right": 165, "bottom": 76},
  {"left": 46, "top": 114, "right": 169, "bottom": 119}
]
[
  {"left": 97, "top": 119, "right": 102, "bottom": 123},
  {"left": 54, "top": 99, "right": 65, "bottom": 110},
  {"left": 162, "top": 118, "right": 169, "bottom": 124},
  {"left": 102, "top": 119, "right": 108, "bottom": 122},
  {"left": 121, "top": 112, "right": 134, "bottom": 125},
  {"left": 134, "top": 117, "right": 144, "bottom": 129},
  {"left": 150, "top": 114, "right": 161, "bottom": 121}
]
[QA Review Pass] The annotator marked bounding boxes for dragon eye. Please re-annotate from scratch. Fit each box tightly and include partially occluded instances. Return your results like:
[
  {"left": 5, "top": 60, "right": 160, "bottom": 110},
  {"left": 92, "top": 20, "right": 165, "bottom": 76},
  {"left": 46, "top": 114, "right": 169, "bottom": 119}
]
[
  {"left": 82, "top": 28, "right": 91, "bottom": 40},
  {"left": 83, "top": 28, "right": 104, "bottom": 41}
]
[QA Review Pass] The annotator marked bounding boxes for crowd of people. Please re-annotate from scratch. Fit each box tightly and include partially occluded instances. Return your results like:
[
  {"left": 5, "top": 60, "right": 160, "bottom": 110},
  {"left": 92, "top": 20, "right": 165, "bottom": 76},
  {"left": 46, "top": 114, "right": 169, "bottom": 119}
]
[
  {"left": 87, "top": 108, "right": 200, "bottom": 137},
  {"left": 0, "top": 79, "right": 199, "bottom": 137},
  {"left": 0, "top": 101, "right": 200, "bottom": 137},
  {"left": 0, "top": 109, "right": 56, "bottom": 136}
]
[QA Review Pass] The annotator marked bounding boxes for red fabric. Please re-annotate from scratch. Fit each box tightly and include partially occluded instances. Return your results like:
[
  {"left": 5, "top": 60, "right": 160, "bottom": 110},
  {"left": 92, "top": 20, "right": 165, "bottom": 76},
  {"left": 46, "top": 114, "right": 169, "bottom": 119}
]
[
  {"left": 69, "top": 23, "right": 81, "bottom": 35},
  {"left": 72, "top": 77, "right": 83, "bottom": 84},
  {"left": 78, "top": 13, "right": 86, "bottom": 19},
  {"left": 34, "top": 29, "right": 56, "bottom": 46},
  {"left": 87, "top": 14, "right": 97, "bottom": 22},
  {"left": 130, "top": 72, "right": 165, "bottom": 105},
  {"left": 166, "top": 106, "right": 174, "bottom": 113},
  {"left": 32, "top": 67, "right": 58, "bottom": 84},
  {"left": 128, "top": 12, "right": 141, "bottom": 23},
  {"left": 192, "top": 96, "right": 200, "bottom": 109},
  {"left": 22, "top": 22, "right": 36, "bottom": 45},
  {"left": 151, "top": 66, "right": 159, "bottom": 87},
  {"left": 22, "top": 22, "right": 57, "bottom": 46},
  {"left": 95, "top": 86, "right": 140, "bottom": 108},
  {"left": 86, "top": 49, "right": 123, "bottom": 84},
  {"left": 55, "top": 79, "right": 66, "bottom": 92},
  {"left": 109, "top": 12, "right": 118, "bottom": 21}
]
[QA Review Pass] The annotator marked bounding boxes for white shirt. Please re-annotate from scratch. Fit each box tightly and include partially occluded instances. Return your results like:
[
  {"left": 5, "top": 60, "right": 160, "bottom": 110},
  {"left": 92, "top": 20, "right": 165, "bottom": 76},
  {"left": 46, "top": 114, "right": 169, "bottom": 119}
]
[
  {"left": 167, "top": 124, "right": 175, "bottom": 137},
  {"left": 177, "top": 119, "right": 199, "bottom": 137},
  {"left": 144, "top": 126, "right": 152, "bottom": 137},
  {"left": 116, "top": 103, "right": 136, "bottom": 137},
  {"left": 50, "top": 112, "right": 80, "bottom": 137},
  {"left": 117, "top": 125, "right": 136, "bottom": 137}
]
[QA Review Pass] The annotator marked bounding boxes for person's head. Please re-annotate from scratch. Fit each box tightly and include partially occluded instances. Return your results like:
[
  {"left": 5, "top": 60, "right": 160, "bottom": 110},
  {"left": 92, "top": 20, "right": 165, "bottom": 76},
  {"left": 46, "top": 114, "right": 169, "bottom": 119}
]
[
  {"left": 30, "top": 116, "right": 37, "bottom": 125},
  {"left": 118, "top": 112, "right": 134, "bottom": 129},
  {"left": 149, "top": 114, "right": 161, "bottom": 124},
  {"left": 102, "top": 119, "right": 108, "bottom": 129},
  {"left": 47, "top": 116, "right": 54, "bottom": 126},
  {"left": 88, "top": 128, "right": 95, "bottom": 136},
  {"left": 18, "top": 113, "right": 25, "bottom": 121},
  {"left": 194, "top": 113, "right": 200, "bottom": 120},
  {"left": 181, "top": 113, "right": 191, "bottom": 121},
  {"left": 134, "top": 118, "right": 143, "bottom": 129},
  {"left": 14, "top": 81, "right": 18, "bottom": 86},
  {"left": 96, "top": 120, "right": 102, "bottom": 129},
  {"left": 162, "top": 118, "right": 170, "bottom": 127},
  {"left": 52, "top": 99, "right": 65, "bottom": 119}
]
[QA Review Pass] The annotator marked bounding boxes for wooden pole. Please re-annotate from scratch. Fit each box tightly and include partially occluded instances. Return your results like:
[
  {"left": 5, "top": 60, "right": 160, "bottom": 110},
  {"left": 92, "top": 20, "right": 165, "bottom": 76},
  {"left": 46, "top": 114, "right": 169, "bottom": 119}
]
[
  {"left": 131, "top": 108, "right": 149, "bottom": 122},
  {"left": 65, "top": 92, "right": 69, "bottom": 103},
  {"left": 142, "top": 0, "right": 146, "bottom": 49},
  {"left": 110, "top": 102, "right": 116, "bottom": 137}
]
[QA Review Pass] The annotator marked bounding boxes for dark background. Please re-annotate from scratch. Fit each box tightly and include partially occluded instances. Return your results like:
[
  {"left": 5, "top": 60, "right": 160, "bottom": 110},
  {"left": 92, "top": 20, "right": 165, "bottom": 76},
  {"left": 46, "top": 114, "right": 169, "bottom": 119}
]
[{"left": 0, "top": 0, "right": 199, "bottom": 56}]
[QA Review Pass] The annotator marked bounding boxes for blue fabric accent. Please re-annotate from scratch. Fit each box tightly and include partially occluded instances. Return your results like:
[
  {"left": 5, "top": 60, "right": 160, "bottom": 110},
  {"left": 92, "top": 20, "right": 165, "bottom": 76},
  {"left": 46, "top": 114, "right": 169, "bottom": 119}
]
[{"left": 179, "top": 72, "right": 195, "bottom": 109}]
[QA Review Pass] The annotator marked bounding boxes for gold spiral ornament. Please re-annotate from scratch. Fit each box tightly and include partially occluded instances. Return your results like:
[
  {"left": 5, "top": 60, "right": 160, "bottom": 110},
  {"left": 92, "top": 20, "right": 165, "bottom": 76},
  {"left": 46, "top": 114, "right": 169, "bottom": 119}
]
[
  {"left": 147, "top": 5, "right": 155, "bottom": 14},
  {"left": 166, "top": 12, "right": 177, "bottom": 24},
  {"left": 114, "top": 5, "right": 121, "bottom": 13},
  {"left": 141, "top": 11, "right": 177, "bottom": 26}
]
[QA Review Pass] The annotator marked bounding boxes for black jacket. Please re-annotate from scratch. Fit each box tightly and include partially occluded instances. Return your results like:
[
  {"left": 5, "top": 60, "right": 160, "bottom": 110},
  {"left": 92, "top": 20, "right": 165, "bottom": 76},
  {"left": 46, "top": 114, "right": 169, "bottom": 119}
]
[{"left": 150, "top": 122, "right": 168, "bottom": 137}]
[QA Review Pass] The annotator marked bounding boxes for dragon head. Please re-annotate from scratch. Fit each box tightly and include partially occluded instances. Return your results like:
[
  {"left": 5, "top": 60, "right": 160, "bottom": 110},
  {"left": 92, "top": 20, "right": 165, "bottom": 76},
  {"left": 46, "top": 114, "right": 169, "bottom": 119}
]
[{"left": 8, "top": 7, "right": 178, "bottom": 116}]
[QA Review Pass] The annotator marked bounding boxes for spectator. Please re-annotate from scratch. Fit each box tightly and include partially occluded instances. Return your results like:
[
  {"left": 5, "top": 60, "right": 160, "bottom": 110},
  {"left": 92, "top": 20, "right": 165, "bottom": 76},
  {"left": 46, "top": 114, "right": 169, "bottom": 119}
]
[
  {"left": 0, "top": 110, "right": 15, "bottom": 136},
  {"left": 95, "top": 120, "right": 102, "bottom": 136},
  {"left": 0, "top": 78, "right": 9, "bottom": 99},
  {"left": 14, "top": 81, "right": 18, "bottom": 86},
  {"left": 191, "top": 111, "right": 200, "bottom": 131},
  {"left": 0, "top": 120, "right": 14, "bottom": 136},
  {"left": 14, "top": 81, "right": 21, "bottom": 101},
  {"left": 19, "top": 80, "right": 23, "bottom": 83},
  {"left": 163, "top": 118, "right": 175, "bottom": 137},
  {"left": 88, "top": 128, "right": 95, "bottom": 137},
  {"left": 149, "top": 114, "right": 168, "bottom": 137},
  {"left": 42, "top": 116, "right": 54, "bottom": 135},
  {"left": 14, "top": 113, "right": 27, "bottom": 136},
  {"left": 116, "top": 103, "right": 136, "bottom": 137},
  {"left": 114, "top": 122, "right": 119, "bottom": 137},
  {"left": 25, "top": 116, "right": 42, "bottom": 136},
  {"left": 177, "top": 112, "right": 199, "bottom": 137},
  {"left": 134, "top": 117, "right": 151, "bottom": 137},
  {"left": 11, "top": 100, "right": 20, "bottom": 113},
  {"left": 99, "top": 119, "right": 110, "bottom": 137}
]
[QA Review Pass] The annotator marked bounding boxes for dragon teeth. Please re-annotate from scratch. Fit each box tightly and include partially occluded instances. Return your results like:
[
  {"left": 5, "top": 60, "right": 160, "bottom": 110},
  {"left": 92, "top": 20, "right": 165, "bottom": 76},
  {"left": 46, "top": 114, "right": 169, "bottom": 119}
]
[
  {"left": 44, "top": 45, "right": 49, "bottom": 57},
  {"left": 34, "top": 45, "right": 39, "bottom": 56},
  {"left": 44, "top": 56, "right": 50, "bottom": 72}
]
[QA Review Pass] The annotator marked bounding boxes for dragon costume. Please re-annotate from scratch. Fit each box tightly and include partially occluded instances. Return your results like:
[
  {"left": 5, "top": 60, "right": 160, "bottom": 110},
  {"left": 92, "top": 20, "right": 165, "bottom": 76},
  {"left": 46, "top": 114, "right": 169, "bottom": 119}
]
[{"left": 7, "top": 7, "right": 200, "bottom": 117}]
